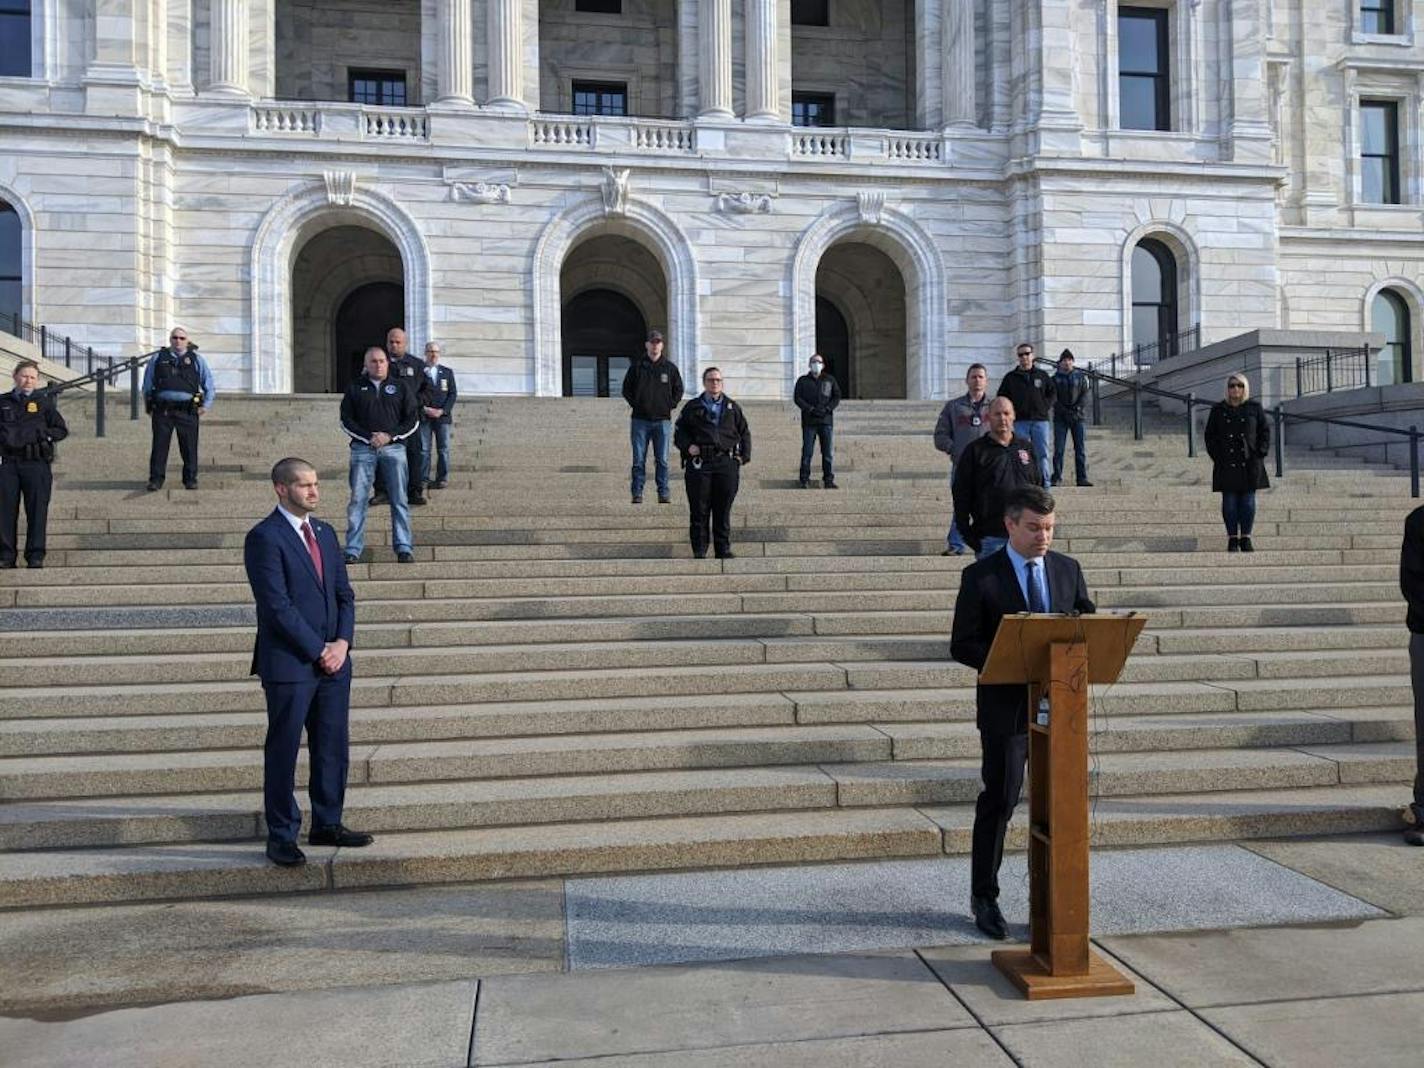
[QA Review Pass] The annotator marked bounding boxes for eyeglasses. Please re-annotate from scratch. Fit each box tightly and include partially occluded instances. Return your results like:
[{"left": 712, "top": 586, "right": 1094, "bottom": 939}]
[
  {"left": 170, "top": 335, "right": 186, "bottom": 341},
  {"left": 1228, "top": 382, "right": 1245, "bottom": 389}
]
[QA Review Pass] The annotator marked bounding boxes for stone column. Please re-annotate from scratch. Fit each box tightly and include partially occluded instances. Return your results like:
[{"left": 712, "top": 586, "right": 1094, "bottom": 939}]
[
  {"left": 942, "top": 0, "right": 975, "bottom": 127},
  {"left": 209, "top": 0, "right": 250, "bottom": 95},
  {"left": 487, "top": 0, "right": 524, "bottom": 109},
  {"left": 698, "top": 0, "right": 733, "bottom": 119},
  {"left": 744, "top": 0, "right": 778, "bottom": 121},
  {"left": 436, "top": 0, "right": 474, "bottom": 104},
  {"left": 1223, "top": 0, "right": 1272, "bottom": 161}
]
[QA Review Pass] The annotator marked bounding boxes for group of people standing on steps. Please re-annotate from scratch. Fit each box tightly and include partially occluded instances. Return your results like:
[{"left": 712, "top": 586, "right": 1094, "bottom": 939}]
[{"left": 937, "top": 344, "right": 1272, "bottom": 556}]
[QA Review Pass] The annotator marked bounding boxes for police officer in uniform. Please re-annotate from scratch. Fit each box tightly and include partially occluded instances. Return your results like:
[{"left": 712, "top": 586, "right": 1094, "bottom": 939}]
[
  {"left": 674, "top": 367, "right": 751, "bottom": 560},
  {"left": 142, "top": 327, "right": 215, "bottom": 491},
  {"left": 380, "top": 327, "right": 432, "bottom": 507},
  {"left": 0, "top": 361, "right": 68, "bottom": 569}
]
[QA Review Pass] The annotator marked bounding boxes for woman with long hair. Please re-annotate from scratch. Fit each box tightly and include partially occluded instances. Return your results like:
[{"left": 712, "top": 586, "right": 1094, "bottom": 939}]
[{"left": 1203, "top": 374, "right": 1270, "bottom": 551}]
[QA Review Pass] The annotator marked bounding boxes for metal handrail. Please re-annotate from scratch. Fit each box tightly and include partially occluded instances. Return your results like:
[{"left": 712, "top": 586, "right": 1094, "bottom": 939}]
[
  {"left": 40, "top": 350, "right": 153, "bottom": 438},
  {"left": 1041, "top": 356, "right": 1424, "bottom": 497},
  {"left": 2, "top": 310, "right": 115, "bottom": 375}
]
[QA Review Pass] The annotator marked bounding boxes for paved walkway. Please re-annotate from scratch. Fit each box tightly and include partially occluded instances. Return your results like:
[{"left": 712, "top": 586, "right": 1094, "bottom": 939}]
[{"left": 5, "top": 834, "right": 1424, "bottom": 1066}]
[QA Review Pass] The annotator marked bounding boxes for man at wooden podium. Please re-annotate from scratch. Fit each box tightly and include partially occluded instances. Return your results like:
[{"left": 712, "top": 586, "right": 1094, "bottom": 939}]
[{"left": 950, "top": 485, "right": 1096, "bottom": 940}]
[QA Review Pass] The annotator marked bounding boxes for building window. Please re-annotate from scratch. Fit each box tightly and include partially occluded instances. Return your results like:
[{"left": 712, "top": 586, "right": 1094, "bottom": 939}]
[
  {"left": 0, "top": 200, "right": 20, "bottom": 328},
  {"left": 1130, "top": 239, "right": 1178, "bottom": 353},
  {"left": 1361, "top": 1, "right": 1396, "bottom": 35},
  {"left": 0, "top": 0, "right": 31, "bottom": 78},
  {"left": 792, "top": 92, "right": 836, "bottom": 127},
  {"left": 572, "top": 81, "right": 628, "bottom": 116},
  {"left": 575, "top": 0, "right": 622, "bottom": 12},
  {"left": 349, "top": 70, "right": 408, "bottom": 107},
  {"left": 1360, "top": 100, "right": 1401, "bottom": 204},
  {"left": 1372, "top": 288, "right": 1412, "bottom": 384},
  {"left": 791, "top": 0, "right": 829, "bottom": 27},
  {"left": 1119, "top": 7, "right": 1170, "bottom": 131}
]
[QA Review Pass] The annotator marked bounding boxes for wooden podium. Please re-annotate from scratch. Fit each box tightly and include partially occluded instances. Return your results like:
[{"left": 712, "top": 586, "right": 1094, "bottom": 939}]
[{"left": 979, "top": 611, "right": 1146, "bottom": 1000}]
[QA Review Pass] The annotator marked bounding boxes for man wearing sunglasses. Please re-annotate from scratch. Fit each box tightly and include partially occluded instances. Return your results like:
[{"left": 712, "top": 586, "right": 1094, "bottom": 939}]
[{"left": 142, "top": 328, "right": 215, "bottom": 492}]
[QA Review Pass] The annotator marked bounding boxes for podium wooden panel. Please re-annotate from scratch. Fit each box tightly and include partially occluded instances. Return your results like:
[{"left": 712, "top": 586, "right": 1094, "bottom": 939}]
[{"left": 980, "top": 611, "right": 1146, "bottom": 1000}]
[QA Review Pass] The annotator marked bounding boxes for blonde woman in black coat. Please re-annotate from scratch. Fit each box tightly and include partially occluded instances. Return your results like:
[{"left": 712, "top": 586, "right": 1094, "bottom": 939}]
[{"left": 1203, "top": 373, "right": 1270, "bottom": 552}]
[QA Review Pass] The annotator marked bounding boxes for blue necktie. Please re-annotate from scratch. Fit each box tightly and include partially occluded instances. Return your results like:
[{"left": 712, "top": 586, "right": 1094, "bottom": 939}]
[{"left": 1026, "top": 560, "right": 1047, "bottom": 613}]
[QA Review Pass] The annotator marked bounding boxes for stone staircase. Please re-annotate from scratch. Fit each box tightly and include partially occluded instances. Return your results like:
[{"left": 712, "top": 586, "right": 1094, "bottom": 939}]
[{"left": 0, "top": 396, "right": 1416, "bottom": 909}]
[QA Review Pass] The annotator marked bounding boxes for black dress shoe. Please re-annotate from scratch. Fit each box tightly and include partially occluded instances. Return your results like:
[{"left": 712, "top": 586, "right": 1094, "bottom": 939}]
[
  {"left": 183, "top": 481, "right": 198, "bottom": 491},
  {"left": 432, "top": 480, "right": 448, "bottom": 490},
  {"left": 716, "top": 551, "right": 737, "bottom": 560},
  {"left": 266, "top": 840, "right": 306, "bottom": 867},
  {"left": 408, "top": 495, "right": 428, "bottom": 507},
  {"left": 1227, "top": 537, "right": 1240, "bottom": 553},
  {"left": 1077, "top": 480, "right": 1094, "bottom": 487},
  {"left": 823, "top": 480, "right": 838, "bottom": 489},
  {"left": 25, "top": 558, "right": 43, "bottom": 569},
  {"left": 1239, "top": 536, "right": 1255, "bottom": 553},
  {"left": 971, "top": 895, "right": 1008, "bottom": 940},
  {"left": 693, "top": 551, "right": 707, "bottom": 559},
  {"left": 658, "top": 495, "right": 671, "bottom": 504},
  {"left": 145, "top": 480, "right": 161, "bottom": 492},
  {"left": 308, "top": 824, "right": 374, "bottom": 848},
  {"left": 632, "top": 496, "right": 643, "bottom": 504},
  {"left": 397, "top": 552, "right": 414, "bottom": 564}
]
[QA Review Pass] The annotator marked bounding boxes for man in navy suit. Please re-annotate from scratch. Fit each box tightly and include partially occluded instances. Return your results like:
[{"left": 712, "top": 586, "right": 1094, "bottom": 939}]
[
  {"left": 244, "top": 457, "right": 373, "bottom": 867},
  {"left": 950, "top": 485, "right": 1095, "bottom": 939}
]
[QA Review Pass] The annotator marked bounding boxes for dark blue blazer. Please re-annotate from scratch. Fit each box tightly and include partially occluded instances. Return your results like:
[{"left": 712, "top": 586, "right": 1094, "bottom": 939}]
[
  {"left": 244, "top": 509, "right": 356, "bottom": 683},
  {"left": 425, "top": 364, "right": 457, "bottom": 424}
]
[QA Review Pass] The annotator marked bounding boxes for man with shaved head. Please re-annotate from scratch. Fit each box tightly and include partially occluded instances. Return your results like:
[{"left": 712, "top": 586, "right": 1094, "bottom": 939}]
[
  {"left": 950, "top": 395, "right": 1043, "bottom": 560},
  {"left": 341, "top": 346, "right": 418, "bottom": 564},
  {"left": 380, "top": 327, "right": 434, "bottom": 507}
]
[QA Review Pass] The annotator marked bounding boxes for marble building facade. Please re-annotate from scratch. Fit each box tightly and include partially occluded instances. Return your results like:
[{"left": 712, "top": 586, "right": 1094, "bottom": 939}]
[{"left": 0, "top": 1, "right": 1421, "bottom": 398}]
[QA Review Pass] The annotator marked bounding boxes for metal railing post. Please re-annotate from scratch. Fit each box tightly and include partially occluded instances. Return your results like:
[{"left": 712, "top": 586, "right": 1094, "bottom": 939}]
[
  {"left": 1110, "top": 352, "right": 1117, "bottom": 379},
  {"left": 95, "top": 375, "right": 106, "bottom": 438},
  {"left": 1364, "top": 346, "right": 1373, "bottom": 389},
  {"left": 1132, "top": 381, "right": 1143, "bottom": 440},
  {"left": 1296, "top": 357, "right": 1303, "bottom": 398},
  {"left": 1412, "top": 427, "right": 1421, "bottom": 499},
  {"left": 130, "top": 357, "right": 141, "bottom": 420},
  {"left": 1186, "top": 392, "right": 1196, "bottom": 458},
  {"left": 1273, "top": 406, "right": 1284, "bottom": 479},
  {"left": 1090, "top": 372, "right": 1102, "bottom": 426}
]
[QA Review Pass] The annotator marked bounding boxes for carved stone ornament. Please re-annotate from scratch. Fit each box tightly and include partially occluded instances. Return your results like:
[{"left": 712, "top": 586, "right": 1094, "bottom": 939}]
[
  {"left": 451, "top": 181, "right": 512, "bottom": 204},
  {"left": 323, "top": 170, "right": 357, "bottom": 207},
  {"left": 602, "top": 167, "right": 630, "bottom": 216},
  {"left": 857, "top": 191, "right": 886, "bottom": 225},
  {"left": 716, "top": 192, "right": 773, "bottom": 214}
]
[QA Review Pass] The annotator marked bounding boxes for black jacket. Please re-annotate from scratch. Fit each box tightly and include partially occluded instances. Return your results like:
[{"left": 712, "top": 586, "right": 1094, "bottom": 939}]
[
  {"left": 998, "top": 366, "right": 1056, "bottom": 422},
  {"left": 951, "top": 433, "right": 1043, "bottom": 550},
  {"left": 390, "top": 353, "right": 436, "bottom": 407},
  {"left": 793, "top": 372, "right": 841, "bottom": 426},
  {"left": 340, "top": 374, "right": 420, "bottom": 444},
  {"left": 950, "top": 549, "right": 1096, "bottom": 733},
  {"left": 1052, "top": 369, "right": 1089, "bottom": 421},
  {"left": 1204, "top": 400, "right": 1270, "bottom": 493},
  {"left": 674, "top": 394, "right": 751, "bottom": 464},
  {"left": 1401, "top": 505, "right": 1424, "bottom": 634},
  {"left": 622, "top": 356, "right": 684, "bottom": 422},
  {"left": 0, "top": 389, "right": 68, "bottom": 461},
  {"left": 423, "top": 364, "right": 457, "bottom": 424}
]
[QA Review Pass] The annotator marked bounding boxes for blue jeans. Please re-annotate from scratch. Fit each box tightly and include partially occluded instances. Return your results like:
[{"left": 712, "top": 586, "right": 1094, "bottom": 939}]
[
  {"left": 631, "top": 418, "right": 671, "bottom": 499},
  {"left": 947, "top": 466, "right": 966, "bottom": 552},
  {"left": 419, "top": 420, "right": 452, "bottom": 484},
  {"left": 1052, "top": 418, "right": 1088, "bottom": 484},
  {"left": 1221, "top": 492, "right": 1256, "bottom": 537},
  {"left": 346, "top": 442, "right": 412, "bottom": 557},
  {"left": 976, "top": 535, "right": 1008, "bottom": 561},
  {"left": 1020, "top": 420, "right": 1052, "bottom": 485},
  {"left": 799, "top": 424, "right": 834, "bottom": 483}
]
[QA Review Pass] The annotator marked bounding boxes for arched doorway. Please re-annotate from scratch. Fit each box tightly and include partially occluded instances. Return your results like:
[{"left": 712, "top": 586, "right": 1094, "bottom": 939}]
[
  {"left": 815, "top": 295, "right": 851, "bottom": 394},
  {"left": 335, "top": 282, "right": 404, "bottom": 392},
  {"left": 291, "top": 225, "right": 405, "bottom": 392},
  {"left": 1130, "top": 238, "right": 1179, "bottom": 354},
  {"left": 1372, "top": 288, "right": 1413, "bottom": 385},
  {"left": 0, "top": 198, "right": 20, "bottom": 327},
  {"left": 815, "top": 242, "right": 908, "bottom": 398},
  {"left": 560, "top": 234, "right": 669, "bottom": 397}
]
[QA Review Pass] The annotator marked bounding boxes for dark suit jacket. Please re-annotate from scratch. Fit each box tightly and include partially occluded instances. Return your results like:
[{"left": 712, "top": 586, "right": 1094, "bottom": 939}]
[
  {"left": 949, "top": 548, "right": 1096, "bottom": 734},
  {"left": 424, "top": 364, "right": 457, "bottom": 424},
  {"left": 244, "top": 509, "right": 356, "bottom": 683}
]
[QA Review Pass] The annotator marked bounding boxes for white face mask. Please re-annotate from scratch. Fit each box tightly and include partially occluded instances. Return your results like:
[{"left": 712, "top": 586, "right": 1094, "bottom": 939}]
[{"left": 810, "top": 362, "right": 824, "bottom": 376}]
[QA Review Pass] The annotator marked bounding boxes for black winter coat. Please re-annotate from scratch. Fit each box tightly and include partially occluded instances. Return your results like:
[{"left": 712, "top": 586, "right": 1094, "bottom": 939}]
[
  {"left": 1204, "top": 400, "right": 1270, "bottom": 493},
  {"left": 674, "top": 395, "right": 751, "bottom": 463},
  {"left": 622, "top": 357, "right": 685, "bottom": 422},
  {"left": 997, "top": 367, "right": 1056, "bottom": 422},
  {"left": 793, "top": 372, "right": 841, "bottom": 426}
]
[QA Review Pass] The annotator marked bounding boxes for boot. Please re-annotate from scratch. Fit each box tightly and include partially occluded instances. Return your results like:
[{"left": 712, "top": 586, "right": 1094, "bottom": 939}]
[
  {"left": 1239, "top": 536, "right": 1255, "bottom": 553},
  {"left": 1227, "top": 536, "right": 1240, "bottom": 553}
]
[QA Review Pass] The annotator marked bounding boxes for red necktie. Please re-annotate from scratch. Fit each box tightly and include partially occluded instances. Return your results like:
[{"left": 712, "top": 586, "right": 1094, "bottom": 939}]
[{"left": 301, "top": 521, "right": 324, "bottom": 585}]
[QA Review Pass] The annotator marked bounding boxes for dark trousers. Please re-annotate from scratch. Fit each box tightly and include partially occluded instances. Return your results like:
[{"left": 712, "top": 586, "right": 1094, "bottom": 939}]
[
  {"left": 261, "top": 672, "right": 353, "bottom": 843},
  {"left": 686, "top": 455, "right": 740, "bottom": 557},
  {"left": 971, "top": 728, "right": 1028, "bottom": 901},
  {"left": 0, "top": 458, "right": 52, "bottom": 564},
  {"left": 1052, "top": 417, "right": 1088, "bottom": 484},
  {"left": 404, "top": 430, "right": 425, "bottom": 497},
  {"left": 799, "top": 424, "right": 834, "bottom": 483},
  {"left": 1221, "top": 491, "right": 1257, "bottom": 536},
  {"left": 1411, "top": 634, "right": 1424, "bottom": 816},
  {"left": 149, "top": 407, "right": 200, "bottom": 485}
]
